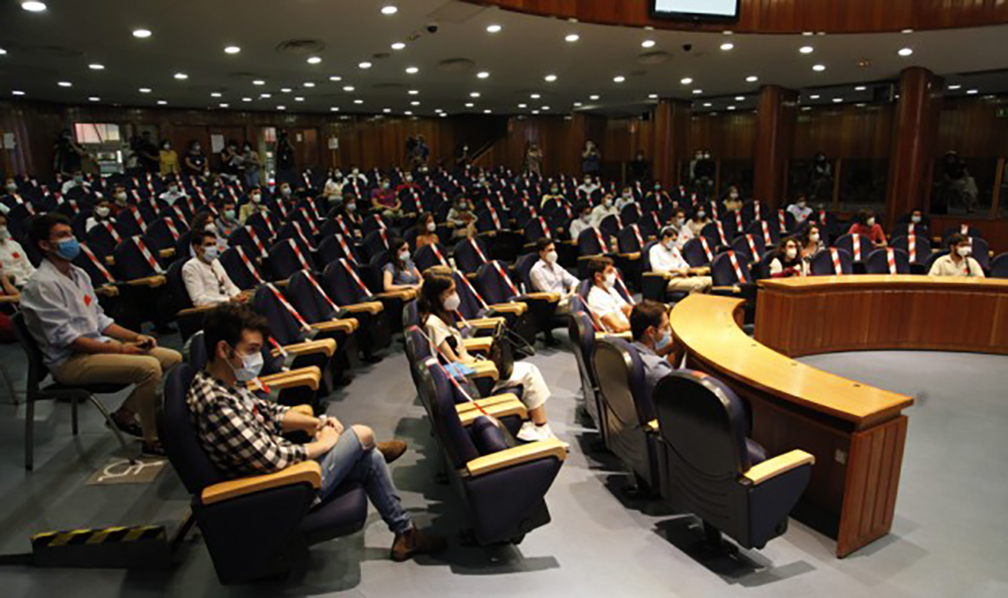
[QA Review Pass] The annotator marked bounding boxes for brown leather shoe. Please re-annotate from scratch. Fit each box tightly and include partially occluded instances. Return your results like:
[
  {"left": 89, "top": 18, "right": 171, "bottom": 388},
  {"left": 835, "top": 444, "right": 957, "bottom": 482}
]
[
  {"left": 390, "top": 526, "right": 447, "bottom": 562},
  {"left": 377, "top": 440, "right": 408, "bottom": 464}
]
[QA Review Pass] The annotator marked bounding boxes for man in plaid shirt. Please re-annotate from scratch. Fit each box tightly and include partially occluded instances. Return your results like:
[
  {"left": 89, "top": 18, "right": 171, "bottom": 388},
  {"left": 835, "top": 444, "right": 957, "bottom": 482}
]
[{"left": 187, "top": 304, "right": 445, "bottom": 562}]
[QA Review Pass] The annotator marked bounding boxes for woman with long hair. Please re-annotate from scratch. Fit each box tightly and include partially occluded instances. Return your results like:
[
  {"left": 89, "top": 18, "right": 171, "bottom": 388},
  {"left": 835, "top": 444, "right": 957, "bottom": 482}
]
[
  {"left": 768, "top": 236, "right": 808, "bottom": 278},
  {"left": 383, "top": 237, "right": 421, "bottom": 292}
]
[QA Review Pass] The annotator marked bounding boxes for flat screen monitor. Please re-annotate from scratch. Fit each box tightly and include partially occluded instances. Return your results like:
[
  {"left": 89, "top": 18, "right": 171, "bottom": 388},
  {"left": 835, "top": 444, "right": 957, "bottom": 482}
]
[{"left": 651, "top": 0, "right": 740, "bottom": 21}]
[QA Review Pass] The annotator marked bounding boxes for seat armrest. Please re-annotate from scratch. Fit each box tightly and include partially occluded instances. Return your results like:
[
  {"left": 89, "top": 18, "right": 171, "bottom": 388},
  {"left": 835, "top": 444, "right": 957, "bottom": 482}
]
[
  {"left": 105, "top": 255, "right": 116, "bottom": 266},
  {"left": 127, "top": 275, "right": 167, "bottom": 288},
  {"left": 616, "top": 252, "right": 641, "bottom": 260},
  {"left": 178, "top": 304, "right": 215, "bottom": 318},
  {"left": 489, "top": 302, "right": 528, "bottom": 316},
  {"left": 464, "top": 317, "right": 506, "bottom": 329},
  {"left": 742, "top": 450, "right": 816, "bottom": 485},
  {"left": 249, "top": 366, "right": 323, "bottom": 392},
  {"left": 201, "top": 461, "right": 322, "bottom": 506},
  {"left": 159, "top": 248, "right": 176, "bottom": 259},
  {"left": 647, "top": 419, "right": 659, "bottom": 433},
  {"left": 462, "top": 337, "right": 494, "bottom": 354},
  {"left": 272, "top": 279, "right": 290, "bottom": 289},
  {"left": 311, "top": 319, "right": 358, "bottom": 334},
  {"left": 469, "top": 360, "right": 499, "bottom": 381},
  {"left": 643, "top": 271, "right": 673, "bottom": 280},
  {"left": 522, "top": 292, "right": 561, "bottom": 304},
  {"left": 0, "top": 295, "right": 20, "bottom": 305},
  {"left": 689, "top": 267, "right": 711, "bottom": 276},
  {"left": 378, "top": 289, "right": 416, "bottom": 301},
  {"left": 96, "top": 284, "right": 120, "bottom": 298},
  {"left": 343, "top": 301, "right": 384, "bottom": 315},
  {"left": 465, "top": 438, "right": 567, "bottom": 477},
  {"left": 290, "top": 404, "right": 314, "bottom": 417},
  {"left": 273, "top": 338, "right": 337, "bottom": 358},
  {"left": 710, "top": 286, "right": 741, "bottom": 296},
  {"left": 457, "top": 394, "right": 528, "bottom": 426},
  {"left": 598, "top": 331, "right": 633, "bottom": 341}
]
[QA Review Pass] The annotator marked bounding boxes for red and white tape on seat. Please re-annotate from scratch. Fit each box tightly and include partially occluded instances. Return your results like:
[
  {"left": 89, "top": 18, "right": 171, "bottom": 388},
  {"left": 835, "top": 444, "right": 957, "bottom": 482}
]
[
  {"left": 246, "top": 226, "right": 268, "bottom": 258},
  {"left": 235, "top": 246, "right": 264, "bottom": 284},
  {"left": 830, "top": 248, "right": 843, "bottom": 274},
  {"left": 340, "top": 258, "right": 374, "bottom": 298},
  {"left": 305, "top": 271, "right": 339, "bottom": 312},
  {"left": 727, "top": 251, "right": 746, "bottom": 283},
  {"left": 886, "top": 248, "right": 897, "bottom": 274},
  {"left": 908, "top": 235, "right": 917, "bottom": 262},
  {"left": 761, "top": 221, "right": 773, "bottom": 246},
  {"left": 745, "top": 234, "right": 759, "bottom": 260},
  {"left": 699, "top": 236, "right": 714, "bottom": 263},
  {"left": 134, "top": 237, "right": 164, "bottom": 275},
  {"left": 852, "top": 234, "right": 862, "bottom": 261},
  {"left": 491, "top": 261, "right": 519, "bottom": 297},
  {"left": 267, "top": 283, "right": 312, "bottom": 332},
  {"left": 80, "top": 244, "right": 115, "bottom": 283},
  {"left": 287, "top": 238, "right": 312, "bottom": 271}
]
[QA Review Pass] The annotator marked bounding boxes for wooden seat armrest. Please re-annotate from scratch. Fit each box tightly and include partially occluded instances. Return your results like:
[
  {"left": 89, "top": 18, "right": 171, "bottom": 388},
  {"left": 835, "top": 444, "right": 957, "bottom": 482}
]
[
  {"left": 178, "top": 304, "right": 215, "bottom": 318},
  {"left": 469, "top": 360, "right": 499, "bottom": 381},
  {"left": 689, "top": 267, "right": 712, "bottom": 276},
  {"left": 0, "top": 295, "right": 20, "bottom": 305},
  {"left": 377, "top": 289, "right": 416, "bottom": 301},
  {"left": 710, "top": 286, "right": 741, "bottom": 295},
  {"left": 159, "top": 248, "right": 176, "bottom": 259},
  {"left": 250, "top": 366, "right": 323, "bottom": 392},
  {"left": 311, "top": 319, "right": 357, "bottom": 334},
  {"left": 522, "top": 292, "right": 561, "bottom": 303},
  {"left": 342, "top": 302, "right": 384, "bottom": 315},
  {"left": 273, "top": 339, "right": 337, "bottom": 358},
  {"left": 465, "top": 438, "right": 567, "bottom": 477},
  {"left": 463, "top": 317, "right": 506, "bottom": 329},
  {"left": 598, "top": 331, "right": 633, "bottom": 341},
  {"left": 127, "top": 275, "right": 167, "bottom": 288},
  {"left": 489, "top": 302, "right": 528, "bottom": 316},
  {"left": 272, "top": 279, "right": 290, "bottom": 289},
  {"left": 458, "top": 400, "right": 528, "bottom": 426},
  {"left": 201, "top": 461, "right": 321, "bottom": 506},
  {"left": 617, "top": 252, "right": 642, "bottom": 260},
  {"left": 462, "top": 337, "right": 494, "bottom": 354},
  {"left": 289, "top": 404, "right": 314, "bottom": 417},
  {"left": 647, "top": 419, "right": 659, "bottom": 432},
  {"left": 643, "top": 271, "right": 673, "bottom": 280},
  {"left": 742, "top": 450, "right": 816, "bottom": 485},
  {"left": 105, "top": 255, "right": 115, "bottom": 266},
  {"left": 456, "top": 393, "right": 520, "bottom": 412}
]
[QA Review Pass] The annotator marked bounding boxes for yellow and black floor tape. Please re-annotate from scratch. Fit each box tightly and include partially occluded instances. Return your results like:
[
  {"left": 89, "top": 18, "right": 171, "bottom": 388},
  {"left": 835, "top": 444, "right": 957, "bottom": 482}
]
[{"left": 32, "top": 525, "right": 166, "bottom": 550}]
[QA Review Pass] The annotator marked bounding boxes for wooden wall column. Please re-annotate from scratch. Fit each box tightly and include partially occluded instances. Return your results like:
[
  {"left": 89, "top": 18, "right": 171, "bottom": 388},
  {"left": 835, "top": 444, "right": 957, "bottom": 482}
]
[
  {"left": 651, "top": 99, "right": 690, "bottom": 187},
  {"left": 885, "top": 67, "right": 944, "bottom": 228},
  {"left": 753, "top": 85, "right": 798, "bottom": 209}
]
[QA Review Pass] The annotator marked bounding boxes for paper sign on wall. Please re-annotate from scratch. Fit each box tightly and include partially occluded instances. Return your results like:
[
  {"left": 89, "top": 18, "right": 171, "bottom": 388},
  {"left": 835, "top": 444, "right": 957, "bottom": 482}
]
[
  {"left": 2, "top": 133, "right": 15, "bottom": 150},
  {"left": 296, "top": 133, "right": 303, "bottom": 143},
  {"left": 210, "top": 134, "right": 225, "bottom": 153},
  {"left": 328, "top": 137, "right": 339, "bottom": 150}
]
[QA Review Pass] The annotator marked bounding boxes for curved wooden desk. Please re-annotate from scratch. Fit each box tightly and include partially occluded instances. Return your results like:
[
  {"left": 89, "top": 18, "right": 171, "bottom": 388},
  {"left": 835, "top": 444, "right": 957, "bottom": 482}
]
[{"left": 672, "top": 276, "right": 1008, "bottom": 557}]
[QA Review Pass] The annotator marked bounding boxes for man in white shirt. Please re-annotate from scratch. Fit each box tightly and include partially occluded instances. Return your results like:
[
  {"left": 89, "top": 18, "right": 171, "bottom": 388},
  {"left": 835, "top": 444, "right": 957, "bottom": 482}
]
[
  {"left": 0, "top": 212, "right": 36, "bottom": 287},
  {"left": 530, "top": 239, "right": 579, "bottom": 309},
  {"left": 586, "top": 257, "right": 632, "bottom": 333},
  {"left": 590, "top": 193, "right": 618, "bottom": 228},
  {"left": 649, "top": 227, "right": 712, "bottom": 294},
  {"left": 159, "top": 181, "right": 186, "bottom": 207},
  {"left": 928, "top": 234, "right": 985, "bottom": 278},
  {"left": 671, "top": 208, "right": 693, "bottom": 249},
  {"left": 569, "top": 204, "right": 593, "bottom": 242},
  {"left": 615, "top": 187, "right": 636, "bottom": 211},
  {"left": 577, "top": 175, "right": 599, "bottom": 199},
  {"left": 182, "top": 230, "right": 249, "bottom": 307},
  {"left": 787, "top": 195, "right": 813, "bottom": 225}
]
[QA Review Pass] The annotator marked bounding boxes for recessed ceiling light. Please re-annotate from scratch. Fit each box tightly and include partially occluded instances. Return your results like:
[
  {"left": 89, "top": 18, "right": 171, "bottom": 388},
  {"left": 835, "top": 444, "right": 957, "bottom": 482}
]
[
  {"left": 613, "top": 76, "right": 625, "bottom": 83},
  {"left": 277, "top": 105, "right": 286, "bottom": 110},
  {"left": 948, "top": 84, "right": 962, "bottom": 90},
  {"left": 139, "top": 87, "right": 152, "bottom": 93},
  {"left": 260, "top": 93, "right": 272, "bottom": 98},
  {"left": 343, "top": 85, "right": 355, "bottom": 92},
  {"left": 799, "top": 46, "right": 814, "bottom": 54},
  {"left": 898, "top": 48, "right": 913, "bottom": 57},
  {"left": 486, "top": 24, "right": 502, "bottom": 34},
  {"left": 434, "top": 108, "right": 443, "bottom": 113},
  {"left": 354, "top": 99, "right": 364, "bottom": 104},
  {"left": 532, "top": 110, "right": 540, "bottom": 115},
  {"left": 902, "top": 28, "right": 914, "bottom": 34},
  {"left": 281, "top": 88, "right": 292, "bottom": 93},
  {"left": 224, "top": 45, "right": 241, "bottom": 54},
  {"left": 329, "top": 75, "right": 342, "bottom": 82},
  {"left": 307, "top": 56, "right": 322, "bottom": 65},
  {"left": 408, "top": 89, "right": 419, "bottom": 95},
  {"left": 88, "top": 63, "right": 105, "bottom": 70},
  {"left": 391, "top": 42, "right": 406, "bottom": 51},
  {"left": 470, "top": 92, "right": 481, "bottom": 98},
  {"left": 703, "top": 102, "right": 712, "bottom": 107},
  {"left": 252, "top": 79, "right": 265, "bottom": 85},
  {"left": 477, "top": 71, "right": 490, "bottom": 79},
  {"left": 411, "top": 100, "right": 420, "bottom": 106},
  {"left": 381, "top": 5, "right": 398, "bottom": 15},
  {"left": 813, "top": 64, "right": 826, "bottom": 72},
  {"left": 219, "top": 103, "right": 229, "bottom": 108},
  {"left": 855, "top": 85, "right": 867, "bottom": 91},
  {"left": 833, "top": 98, "right": 843, "bottom": 103},
  {"left": 358, "top": 62, "right": 372, "bottom": 69},
  {"left": 544, "top": 74, "right": 558, "bottom": 82},
  {"left": 465, "top": 102, "right": 474, "bottom": 108},
  {"left": 382, "top": 108, "right": 391, "bottom": 113},
  {"left": 242, "top": 97, "right": 252, "bottom": 102},
  {"left": 542, "top": 106, "right": 550, "bottom": 111},
  {"left": 295, "top": 96, "right": 305, "bottom": 102},
  {"left": 648, "top": 94, "right": 658, "bottom": 99},
  {"left": 641, "top": 40, "right": 656, "bottom": 48},
  {"left": 565, "top": 34, "right": 579, "bottom": 43},
  {"left": 735, "top": 96, "right": 745, "bottom": 101},
  {"left": 88, "top": 96, "right": 100, "bottom": 102},
  {"left": 404, "top": 111, "right": 413, "bottom": 116},
  {"left": 21, "top": 2, "right": 47, "bottom": 12},
  {"left": 720, "top": 42, "right": 734, "bottom": 51},
  {"left": 484, "top": 109, "right": 492, "bottom": 114},
  {"left": 573, "top": 101, "right": 582, "bottom": 107},
  {"left": 0, "top": 48, "right": 6, "bottom": 55},
  {"left": 692, "top": 89, "right": 703, "bottom": 95},
  {"left": 330, "top": 106, "right": 339, "bottom": 112},
  {"left": 727, "top": 106, "right": 736, "bottom": 111},
  {"left": 530, "top": 93, "right": 541, "bottom": 99},
  {"left": 157, "top": 100, "right": 167, "bottom": 105},
  {"left": 746, "top": 75, "right": 758, "bottom": 82},
  {"left": 57, "top": 81, "right": 72, "bottom": 88},
  {"left": 809, "top": 94, "right": 821, "bottom": 100},
  {"left": 680, "top": 77, "right": 693, "bottom": 85},
  {"left": 967, "top": 89, "right": 979, "bottom": 95},
  {"left": 132, "top": 29, "right": 152, "bottom": 39},
  {"left": 589, "top": 94, "right": 600, "bottom": 101},
  {"left": 11, "top": 90, "right": 25, "bottom": 96},
  {"left": 518, "top": 103, "right": 527, "bottom": 108},
  {"left": 405, "top": 66, "right": 419, "bottom": 74},
  {"left": 211, "top": 92, "right": 222, "bottom": 98},
  {"left": 304, "top": 82, "right": 315, "bottom": 87},
  {"left": 174, "top": 72, "right": 188, "bottom": 80}
]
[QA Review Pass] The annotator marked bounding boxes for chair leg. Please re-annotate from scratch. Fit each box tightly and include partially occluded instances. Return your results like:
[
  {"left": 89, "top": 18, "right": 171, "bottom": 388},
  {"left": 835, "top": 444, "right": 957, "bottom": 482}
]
[
  {"left": 88, "top": 395, "right": 137, "bottom": 464},
  {"left": 72, "top": 396, "right": 79, "bottom": 435},
  {"left": 25, "top": 394, "right": 34, "bottom": 471},
  {"left": 0, "top": 364, "right": 19, "bottom": 406}
]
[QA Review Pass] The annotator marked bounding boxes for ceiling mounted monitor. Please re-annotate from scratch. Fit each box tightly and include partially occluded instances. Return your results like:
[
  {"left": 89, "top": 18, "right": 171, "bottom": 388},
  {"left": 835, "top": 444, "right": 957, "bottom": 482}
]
[{"left": 651, "top": 0, "right": 740, "bottom": 21}]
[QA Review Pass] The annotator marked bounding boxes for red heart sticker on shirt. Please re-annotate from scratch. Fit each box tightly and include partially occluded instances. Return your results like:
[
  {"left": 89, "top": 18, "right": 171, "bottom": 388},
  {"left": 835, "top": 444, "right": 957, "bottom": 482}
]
[
  {"left": 84, "top": 294, "right": 92, "bottom": 306},
  {"left": 12, "top": 253, "right": 19, "bottom": 259}
]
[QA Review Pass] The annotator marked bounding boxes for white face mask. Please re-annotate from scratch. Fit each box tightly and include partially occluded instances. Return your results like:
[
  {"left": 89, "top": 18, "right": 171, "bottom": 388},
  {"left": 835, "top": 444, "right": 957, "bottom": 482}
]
[
  {"left": 581, "top": 213, "right": 591, "bottom": 223},
  {"left": 911, "top": 215, "right": 922, "bottom": 224},
  {"left": 697, "top": 211, "right": 706, "bottom": 219},
  {"left": 730, "top": 192, "right": 739, "bottom": 199},
  {"left": 114, "top": 192, "right": 128, "bottom": 203},
  {"left": 426, "top": 221, "right": 436, "bottom": 232},
  {"left": 545, "top": 250, "right": 558, "bottom": 264},
  {"left": 250, "top": 193, "right": 261, "bottom": 203},
  {"left": 95, "top": 206, "right": 110, "bottom": 218},
  {"left": 957, "top": 245, "right": 971, "bottom": 257},
  {"left": 443, "top": 292, "right": 461, "bottom": 312},
  {"left": 205, "top": 223, "right": 217, "bottom": 234},
  {"left": 785, "top": 247, "right": 798, "bottom": 260},
  {"left": 675, "top": 217, "right": 685, "bottom": 226},
  {"left": 229, "top": 347, "right": 264, "bottom": 382},
  {"left": 346, "top": 203, "right": 356, "bottom": 213},
  {"left": 867, "top": 217, "right": 876, "bottom": 227},
  {"left": 798, "top": 201, "right": 807, "bottom": 209},
  {"left": 399, "top": 249, "right": 410, "bottom": 262},
  {"left": 603, "top": 198, "right": 613, "bottom": 208},
  {"left": 603, "top": 272, "right": 616, "bottom": 289},
  {"left": 5, "top": 183, "right": 17, "bottom": 193},
  {"left": 664, "top": 239, "right": 676, "bottom": 250},
  {"left": 809, "top": 233, "right": 820, "bottom": 244}
]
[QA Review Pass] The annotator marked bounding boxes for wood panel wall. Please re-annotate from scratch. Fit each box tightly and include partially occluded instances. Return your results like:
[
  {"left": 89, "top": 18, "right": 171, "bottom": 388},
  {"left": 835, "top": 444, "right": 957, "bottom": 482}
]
[
  {"left": 689, "top": 111, "right": 758, "bottom": 159},
  {"left": 469, "top": 0, "right": 1008, "bottom": 33},
  {"left": 937, "top": 97, "right": 1008, "bottom": 158},
  {"left": 794, "top": 104, "right": 895, "bottom": 159}
]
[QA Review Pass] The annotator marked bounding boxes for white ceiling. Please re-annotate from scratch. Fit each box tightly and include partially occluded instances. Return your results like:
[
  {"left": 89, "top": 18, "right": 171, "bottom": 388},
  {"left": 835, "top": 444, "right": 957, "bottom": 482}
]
[{"left": 1, "top": 0, "right": 1007, "bottom": 117}]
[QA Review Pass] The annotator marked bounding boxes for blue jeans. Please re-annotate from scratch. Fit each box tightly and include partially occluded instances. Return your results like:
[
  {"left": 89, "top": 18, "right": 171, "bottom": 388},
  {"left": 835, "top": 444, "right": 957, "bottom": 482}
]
[{"left": 316, "top": 428, "right": 412, "bottom": 535}]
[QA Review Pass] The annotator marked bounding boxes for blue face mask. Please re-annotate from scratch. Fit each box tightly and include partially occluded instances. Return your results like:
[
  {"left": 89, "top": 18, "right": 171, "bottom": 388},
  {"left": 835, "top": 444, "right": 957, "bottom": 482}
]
[
  {"left": 655, "top": 327, "right": 671, "bottom": 351},
  {"left": 203, "top": 245, "right": 220, "bottom": 262},
  {"left": 55, "top": 237, "right": 81, "bottom": 261},
  {"left": 229, "top": 347, "right": 264, "bottom": 382}
]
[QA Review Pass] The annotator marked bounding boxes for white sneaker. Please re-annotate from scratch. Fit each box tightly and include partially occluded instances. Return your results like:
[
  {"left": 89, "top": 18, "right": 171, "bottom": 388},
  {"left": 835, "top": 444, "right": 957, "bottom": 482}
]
[
  {"left": 516, "top": 422, "right": 540, "bottom": 442},
  {"left": 535, "top": 423, "right": 554, "bottom": 439}
]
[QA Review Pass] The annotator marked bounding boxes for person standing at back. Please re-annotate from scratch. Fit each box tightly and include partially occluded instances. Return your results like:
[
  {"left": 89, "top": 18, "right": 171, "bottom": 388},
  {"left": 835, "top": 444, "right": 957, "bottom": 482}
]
[
  {"left": 159, "top": 140, "right": 180, "bottom": 176},
  {"left": 183, "top": 140, "right": 207, "bottom": 178},
  {"left": 928, "top": 234, "right": 985, "bottom": 278}
]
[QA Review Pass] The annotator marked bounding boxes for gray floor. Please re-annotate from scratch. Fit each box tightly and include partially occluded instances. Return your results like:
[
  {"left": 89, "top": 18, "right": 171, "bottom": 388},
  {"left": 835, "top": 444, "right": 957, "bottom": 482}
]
[{"left": 0, "top": 333, "right": 1006, "bottom": 597}]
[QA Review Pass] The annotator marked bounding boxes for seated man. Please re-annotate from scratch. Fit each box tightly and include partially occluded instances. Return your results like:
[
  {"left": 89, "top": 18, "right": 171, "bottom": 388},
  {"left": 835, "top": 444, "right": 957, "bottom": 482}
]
[
  {"left": 629, "top": 300, "right": 678, "bottom": 392},
  {"left": 586, "top": 256, "right": 632, "bottom": 333},
  {"left": 590, "top": 193, "right": 618, "bottom": 228},
  {"left": 530, "top": 238, "right": 579, "bottom": 311},
  {"left": 182, "top": 230, "right": 249, "bottom": 307},
  {"left": 568, "top": 203, "right": 593, "bottom": 243},
  {"left": 21, "top": 213, "right": 181, "bottom": 455},
  {"left": 928, "top": 233, "right": 985, "bottom": 278},
  {"left": 787, "top": 195, "right": 813, "bottom": 225},
  {"left": 187, "top": 303, "right": 444, "bottom": 561},
  {"left": 648, "top": 226, "right": 712, "bottom": 294}
]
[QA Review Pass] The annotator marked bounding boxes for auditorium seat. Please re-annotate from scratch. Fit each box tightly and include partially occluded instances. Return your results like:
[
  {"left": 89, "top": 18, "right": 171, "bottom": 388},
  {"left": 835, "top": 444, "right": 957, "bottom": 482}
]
[
  {"left": 569, "top": 311, "right": 604, "bottom": 435},
  {"left": 287, "top": 270, "right": 390, "bottom": 359},
  {"left": 991, "top": 253, "right": 1008, "bottom": 278},
  {"left": 654, "top": 371, "right": 813, "bottom": 552},
  {"left": 267, "top": 237, "right": 318, "bottom": 281},
  {"left": 810, "top": 247, "right": 854, "bottom": 275},
  {"left": 476, "top": 260, "right": 553, "bottom": 346},
  {"left": 891, "top": 235, "right": 933, "bottom": 274},
  {"left": 414, "top": 242, "right": 451, "bottom": 273},
  {"left": 681, "top": 237, "right": 716, "bottom": 268},
  {"left": 865, "top": 247, "right": 911, "bottom": 275}
]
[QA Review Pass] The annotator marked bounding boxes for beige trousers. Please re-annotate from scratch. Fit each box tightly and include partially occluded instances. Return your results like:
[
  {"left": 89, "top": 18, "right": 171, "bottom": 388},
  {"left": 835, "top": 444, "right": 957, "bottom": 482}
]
[{"left": 667, "top": 276, "right": 713, "bottom": 294}]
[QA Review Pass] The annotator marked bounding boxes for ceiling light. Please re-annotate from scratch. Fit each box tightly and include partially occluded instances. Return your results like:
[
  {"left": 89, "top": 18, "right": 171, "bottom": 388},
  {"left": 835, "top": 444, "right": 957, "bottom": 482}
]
[
  {"left": 211, "top": 92, "right": 222, "bottom": 98},
  {"left": 565, "top": 34, "right": 579, "bottom": 43},
  {"left": 343, "top": 86, "right": 355, "bottom": 92},
  {"left": 486, "top": 24, "right": 502, "bottom": 33},
  {"left": 329, "top": 75, "right": 342, "bottom": 82},
  {"left": 484, "top": 109, "right": 492, "bottom": 114},
  {"left": 219, "top": 103, "right": 229, "bottom": 108},
  {"left": 381, "top": 5, "right": 398, "bottom": 15},
  {"left": 680, "top": 77, "right": 693, "bottom": 86},
  {"left": 434, "top": 108, "right": 443, "bottom": 113},
  {"left": 242, "top": 97, "right": 252, "bottom": 102},
  {"left": 948, "top": 84, "right": 962, "bottom": 90},
  {"left": 648, "top": 94, "right": 658, "bottom": 99},
  {"left": 174, "top": 72, "right": 188, "bottom": 80},
  {"left": 307, "top": 56, "right": 322, "bottom": 64},
  {"left": 139, "top": 87, "right": 152, "bottom": 93},
  {"left": 573, "top": 102, "right": 582, "bottom": 107},
  {"left": 813, "top": 64, "right": 826, "bottom": 72},
  {"left": 354, "top": 99, "right": 364, "bottom": 104},
  {"left": 277, "top": 105, "right": 286, "bottom": 110},
  {"left": 303, "top": 82, "right": 315, "bottom": 87},
  {"left": 799, "top": 46, "right": 814, "bottom": 54},
  {"left": 589, "top": 94, "right": 600, "bottom": 101},
  {"left": 967, "top": 89, "right": 979, "bottom": 95},
  {"left": 809, "top": 94, "right": 821, "bottom": 100},
  {"left": 132, "top": 29, "right": 152, "bottom": 39},
  {"left": 542, "top": 106, "right": 550, "bottom": 111},
  {"left": 477, "top": 71, "right": 490, "bottom": 79},
  {"left": 0, "top": 48, "right": 6, "bottom": 55},
  {"left": 408, "top": 89, "right": 419, "bottom": 95},
  {"left": 470, "top": 92, "right": 481, "bottom": 98},
  {"left": 746, "top": 75, "right": 758, "bottom": 83},
  {"left": 692, "top": 89, "right": 703, "bottom": 95},
  {"left": 88, "top": 63, "right": 104, "bottom": 70},
  {"left": 330, "top": 107, "right": 339, "bottom": 112},
  {"left": 252, "top": 79, "right": 265, "bottom": 85},
  {"left": 21, "top": 2, "right": 47, "bottom": 12},
  {"left": 224, "top": 45, "right": 241, "bottom": 54},
  {"left": 12, "top": 90, "right": 25, "bottom": 96},
  {"left": 391, "top": 42, "right": 406, "bottom": 51},
  {"left": 381, "top": 108, "right": 391, "bottom": 113},
  {"left": 465, "top": 102, "right": 474, "bottom": 108},
  {"left": 727, "top": 106, "right": 736, "bottom": 111},
  {"left": 641, "top": 40, "right": 656, "bottom": 48},
  {"left": 833, "top": 98, "right": 843, "bottom": 103},
  {"left": 281, "top": 88, "right": 292, "bottom": 93},
  {"left": 530, "top": 93, "right": 541, "bottom": 99},
  {"left": 855, "top": 85, "right": 867, "bottom": 91},
  {"left": 405, "top": 66, "right": 419, "bottom": 74},
  {"left": 898, "top": 48, "right": 913, "bottom": 57},
  {"left": 532, "top": 110, "right": 540, "bottom": 115},
  {"left": 404, "top": 111, "right": 413, "bottom": 116},
  {"left": 544, "top": 74, "right": 557, "bottom": 82},
  {"left": 720, "top": 42, "right": 734, "bottom": 51},
  {"left": 411, "top": 101, "right": 420, "bottom": 106},
  {"left": 295, "top": 96, "right": 305, "bottom": 102},
  {"left": 88, "top": 96, "right": 100, "bottom": 102},
  {"left": 703, "top": 102, "right": 712, "bottom": 107},
  {"left": 358, "top": 62, "right": 372, "bottom": 69},
  {"left": 613, "top": 76, "right": 625, "bottom": 83},
  {"left": 734, "top": 96, "right": 745, "bottom": 101},
  {"left": 157, "top": 100, "right": 167, "bottom": 105},
  {"left": 518, "top": 103, "right": 528, "bottom": 108},
  {"left": 260, "top": 93, "right": 272, "bottom": 98},
  {"left": 57, "top": 81, "right": 72, "bottom": 88},
  {"left": 902, "top": 28, "right": 914, "bottom": 34}
]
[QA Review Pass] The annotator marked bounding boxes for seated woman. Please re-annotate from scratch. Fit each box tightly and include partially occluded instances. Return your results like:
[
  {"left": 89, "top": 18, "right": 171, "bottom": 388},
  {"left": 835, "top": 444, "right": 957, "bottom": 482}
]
[
  {"left": 414, "top": 212, "right": 439, "bottom": 250},
  {"left": 446, "top": 196, "right": 477, "bottom": 239},
  {"left": 686, "top": 208, "right": 709, "bottom": 239},
  {"left": 383, "top": 237, "right": 422, "bottom": 292},
  {"left": 370, "top": 177, "right": 403, "bottom": 219},
  {"left": 800, "top": 224, "right": 824, "bottom": 259},
  {"left": 419, "top": 272, "right": 554, "bottom": 442},
  {"left": 722, "top": 186, "right": 743, "bottom": 213},
  {"left": 768, "top": 237, "right": 809, "bottom": 278},
  {"left": 85, "top": 198, "right": 116, "bottom": 234},
  {"left": 847, "top": 209, "right": 887, "bottom": 248}
]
